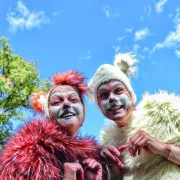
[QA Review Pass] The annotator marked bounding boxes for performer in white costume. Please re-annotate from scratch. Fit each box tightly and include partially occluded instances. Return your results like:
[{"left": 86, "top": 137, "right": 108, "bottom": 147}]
[{"left": 88, "top": 53, "right": 180, "bottom": 180}]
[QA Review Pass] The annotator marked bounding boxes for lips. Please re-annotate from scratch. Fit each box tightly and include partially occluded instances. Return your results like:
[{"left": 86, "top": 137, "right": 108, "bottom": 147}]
[
  {"left": 108, "top": 105, "right": 124, "bottom": 111},
  {"left": 60, "top": 111, "right": 76, "bottom": 118}
]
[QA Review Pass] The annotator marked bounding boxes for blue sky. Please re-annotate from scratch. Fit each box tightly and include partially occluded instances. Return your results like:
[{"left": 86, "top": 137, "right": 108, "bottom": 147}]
[{"left": 0, "top": 0, "right": 180, "bottom": 140}]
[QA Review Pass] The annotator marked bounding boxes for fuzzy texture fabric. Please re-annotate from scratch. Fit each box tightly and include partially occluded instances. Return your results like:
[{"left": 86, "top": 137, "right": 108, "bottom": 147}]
[
  {"left": 0, "top": 119, "right": 108, "bottom": 180},
  {"left": 88, "top": 53, "right": 138, "bottom": 104},
  {"left": 52, "top": 70, "right": 87, "bottom": 95},
  {"left": 101, "top": 91, "right": 180, "bottom": 180}
]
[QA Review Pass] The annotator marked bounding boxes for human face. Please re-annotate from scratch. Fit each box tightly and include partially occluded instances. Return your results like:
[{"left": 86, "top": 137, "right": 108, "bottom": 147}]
[
  {"left": 48, "top": 85, "right": 84, "bottom": 136},
  {"left": 97, "top": 80, "right": 134, "bottom": 127}
]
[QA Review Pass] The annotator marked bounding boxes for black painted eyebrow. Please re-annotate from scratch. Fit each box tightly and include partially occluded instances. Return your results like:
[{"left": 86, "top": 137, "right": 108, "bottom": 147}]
[{"left": 98, "top": 81, "right": 124, "bottom": 94}]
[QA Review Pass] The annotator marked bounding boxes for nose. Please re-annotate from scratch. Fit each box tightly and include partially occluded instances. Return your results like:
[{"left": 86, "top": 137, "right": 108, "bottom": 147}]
[
  {"left": 63, "top": 102, "right": 70, "bottom": 109},
  {"left": 109, "top": 97, "right": 117, "bottom": 103}
]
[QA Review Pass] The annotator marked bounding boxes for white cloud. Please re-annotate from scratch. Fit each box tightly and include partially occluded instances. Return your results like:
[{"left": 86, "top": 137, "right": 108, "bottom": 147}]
[
  {"left": 117, "top": 36, "right": 126, "bottom": 42},
  {"left": 154, "top": 10, "right": 180, "bottom": 49},
  {"left": 140, "top": 16, "right": 144, "bottom": 21},
  {"left": 168, "top": 13, "right": 173, "bottom": 19},
  {"left": 153, "top": 25, "right": 180, "bottom": 49},
  {"left": 153, "top": 10, "right": 180, "bottom": 56},
  {"left": 133, "top": 44, "right": 140, "bottom": 53},
  {"left": 135, "top": 28, "right": 151, "bottom": 41},
  {"left": 155, "top": 0, "right": 168, "bottom": 13},
  {"left": 175, "top": 50, "right": 180, "bottom": 58},
  {"left": 142, "top": 5, "right": 151, "bottom": 20},
  {"left": 148, "top": 5, "right": 152, "bottom": 19},
  {"left": 79, "top": 50, "right": 92, "bottom": 60},
  {"left": 102, "top": 4, "right": 120, "bottom": 19},
  {"left": 16, "top": 1, "right": 29, "bottom": 16},
  {"left": 143, "top": 47, "right": 150, "bottom": 52},
  {"left": 132, "top": 44, "right": 146, "bottom": 60},
  {"left": 112, "top": 45, "right": 120, "bottom": 54},
  {"left": 125, "top": 27, "right": 133, "bottom": 33},
  {"left": 174, "top": 9, "right": 180, "bottom": 25},
  {"left": 7, "top": 1, "right": 50, "bottom": 32},
  {"left": 52, "top": 12, "right": 60, "bottom": 17}
]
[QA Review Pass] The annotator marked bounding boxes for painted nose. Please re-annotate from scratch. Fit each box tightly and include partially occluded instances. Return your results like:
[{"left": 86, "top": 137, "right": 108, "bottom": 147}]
[
  {"left": 63, "top": 102, "right": 70, "bottom": 109},
  {"left": 109, "top": 97, "right": 117, "bottom": 103}
]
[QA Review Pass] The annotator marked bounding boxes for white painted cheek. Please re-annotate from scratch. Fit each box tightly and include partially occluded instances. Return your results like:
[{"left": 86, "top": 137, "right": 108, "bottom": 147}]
[
  {"left": 100, "top": 100, "right": 108, "bottom": 113},
  {"left": 72, "top": 103, "right": 83, "bottom": 115},
  {"left": 49, "top": 106, "right": 60, "bottom": 118},
  {"left": 118, "top": 94, "right": 131, "bottom": 109}
]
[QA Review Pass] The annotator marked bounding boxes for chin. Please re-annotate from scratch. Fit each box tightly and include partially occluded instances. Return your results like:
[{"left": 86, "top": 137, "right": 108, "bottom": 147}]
[{"left": 110, "top": 112, "right": 128, "bottom": 121}]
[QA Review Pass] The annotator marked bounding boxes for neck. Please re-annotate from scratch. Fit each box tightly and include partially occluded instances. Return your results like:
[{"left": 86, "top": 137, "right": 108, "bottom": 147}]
[
  {"left": 116, "top": 112, "right": 132, "bottom": 127},
  {"left": 66, "top": 129, "right": 78, "bottom": 137}
]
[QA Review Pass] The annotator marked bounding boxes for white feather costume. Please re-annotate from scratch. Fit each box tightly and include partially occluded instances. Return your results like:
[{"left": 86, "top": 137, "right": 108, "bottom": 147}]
[{"left": 100, "top": 91, "right": 180, "bottom": 180}]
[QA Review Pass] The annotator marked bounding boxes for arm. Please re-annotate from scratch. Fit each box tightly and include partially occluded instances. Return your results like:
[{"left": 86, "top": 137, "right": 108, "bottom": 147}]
[
  {"left": 163, "top": 144, "right": 180, "bottom": 165},
  {"left": 127, "top": 130, "right": 180, "bottom": 165}
]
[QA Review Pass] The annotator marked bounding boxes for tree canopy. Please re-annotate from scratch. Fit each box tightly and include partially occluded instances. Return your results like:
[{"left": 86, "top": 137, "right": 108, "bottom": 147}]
[{"left": 0, "top": 37, "right": 50, "bottom": 147}]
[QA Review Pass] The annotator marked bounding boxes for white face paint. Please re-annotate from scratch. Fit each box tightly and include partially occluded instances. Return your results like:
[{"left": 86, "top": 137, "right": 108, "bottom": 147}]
[
  {"left": 97, "top": 80, "right": 134, "bottom": 127},
  {"left": 48, "top": 85, "right": 84, "bottom": 136}
]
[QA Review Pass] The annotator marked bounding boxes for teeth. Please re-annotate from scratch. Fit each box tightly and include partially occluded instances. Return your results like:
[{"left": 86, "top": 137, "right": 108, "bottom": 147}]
[
  {"left": 110, "top": 105, "right": 124, "bottom": 110},
  {"left": 111, "top": 106, "right": 119, "bottom": 110},
  {"left": 62, "top": 113, "right": 73, "bottom": 118}
]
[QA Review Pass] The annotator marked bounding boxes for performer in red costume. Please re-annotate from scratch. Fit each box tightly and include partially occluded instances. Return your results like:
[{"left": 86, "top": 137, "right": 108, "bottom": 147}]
[{"left": 0, "top": 70, "right": 109, "bottom": 180}]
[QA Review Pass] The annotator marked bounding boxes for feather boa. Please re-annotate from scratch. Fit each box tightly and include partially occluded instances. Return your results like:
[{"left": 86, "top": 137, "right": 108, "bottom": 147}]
[
  {"left": 0, "top": 119, "right": 108, "bottom": 180},
  {"left": 101, "top": 91, "right": 180, "bottom": 180}
]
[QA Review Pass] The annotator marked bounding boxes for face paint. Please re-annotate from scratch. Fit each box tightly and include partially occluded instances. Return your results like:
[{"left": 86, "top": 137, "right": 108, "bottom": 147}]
[
  {"left": 48, "top": 85, "right": 84, "bottom": 136},
  {"left": 104, "top": 93, "right": 131, "bottom": 111},
  {"left": 97, "top": 80, "right": 134, "bottom": 127}
]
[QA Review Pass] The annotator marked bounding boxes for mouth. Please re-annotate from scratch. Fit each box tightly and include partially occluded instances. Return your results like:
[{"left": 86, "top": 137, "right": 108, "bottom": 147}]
[
  {"left": 108, "top": 105, "right": 125, "bottom": 112},
  {"left": 60, "top": 111, "right": 76, "bottom": 118}
]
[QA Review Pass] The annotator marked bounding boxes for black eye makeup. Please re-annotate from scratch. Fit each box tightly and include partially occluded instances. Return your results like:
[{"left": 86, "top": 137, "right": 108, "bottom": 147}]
[{"left": 100, "top": 91, "right": 109, "bottom": 99}]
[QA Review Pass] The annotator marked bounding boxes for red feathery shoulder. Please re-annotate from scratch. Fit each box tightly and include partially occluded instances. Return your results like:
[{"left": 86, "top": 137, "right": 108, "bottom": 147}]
[
  {"left": 0, "top": 119, "right": 102, "bottom": 180},
  {"left": 52, "top": 70, "right": 88, "bottom": 95}
]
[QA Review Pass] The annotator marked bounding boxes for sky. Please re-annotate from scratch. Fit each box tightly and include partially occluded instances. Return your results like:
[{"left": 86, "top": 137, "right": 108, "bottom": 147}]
[{"left": 0, "top": 0, "right": 180, "bottom": 141}]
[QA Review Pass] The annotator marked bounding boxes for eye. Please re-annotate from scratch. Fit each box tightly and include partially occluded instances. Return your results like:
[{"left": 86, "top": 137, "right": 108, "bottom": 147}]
[
  {"left": 100, "top": 92, "right": 109, "bottom": 99},
  {"left": 50, "top": 100, "right": 61, "bottom": 106},
  {"left": 114, "top": 88, "right": 122, "bottom": 94},
  {"left": 70, "top": 98, "right": 79, "bottom": 103}
]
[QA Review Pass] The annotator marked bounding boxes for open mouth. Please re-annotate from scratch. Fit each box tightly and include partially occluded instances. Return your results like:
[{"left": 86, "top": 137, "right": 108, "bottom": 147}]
[
  {"left": 108, "top": 105, "right": 124, "bottom": 111},
  {"left": 60, "top": 111, "right": 75, "bottom": 118}
]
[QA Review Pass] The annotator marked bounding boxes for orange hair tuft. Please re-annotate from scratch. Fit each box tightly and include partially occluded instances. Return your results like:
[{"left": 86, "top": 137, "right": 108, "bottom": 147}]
[{"left": 30, "top": 91, "right": 47, "bottom": 113}]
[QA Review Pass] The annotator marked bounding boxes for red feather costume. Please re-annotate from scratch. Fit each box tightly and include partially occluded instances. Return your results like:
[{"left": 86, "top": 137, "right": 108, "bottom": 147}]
[
  {"left": 0, "top": 119, "right": 107, "bottom": 179},
  {"left": 0, "top": 71, "right": 109, "bottom": 180}
]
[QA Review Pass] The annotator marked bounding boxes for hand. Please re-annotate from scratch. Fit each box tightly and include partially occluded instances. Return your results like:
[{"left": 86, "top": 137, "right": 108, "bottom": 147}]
[
  {"left": 82, "top": 158, "right": 102, "bottom": 180},
  {"left": 127, "top": 130, "right": 166, "bottom": 156},
  {"left": 101, "top": 145, "right": 126, "bottom": 168},
  {"left": 63, "top": 162, "right": 84, "bottom": 180}
]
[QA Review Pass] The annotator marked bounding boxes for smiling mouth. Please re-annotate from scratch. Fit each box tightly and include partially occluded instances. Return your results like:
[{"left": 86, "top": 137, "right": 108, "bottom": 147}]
[
  {"left": 108, "top": 105, "right": 125, "bottom": 111},
  {"left": 60, "top": 112, "right": 75, "bottom": 118}
]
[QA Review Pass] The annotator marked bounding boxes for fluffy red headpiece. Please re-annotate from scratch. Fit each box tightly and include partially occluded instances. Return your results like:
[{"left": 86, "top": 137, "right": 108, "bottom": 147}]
[{"left": 52, "top": 70, "right": 87, "bottom": 95}]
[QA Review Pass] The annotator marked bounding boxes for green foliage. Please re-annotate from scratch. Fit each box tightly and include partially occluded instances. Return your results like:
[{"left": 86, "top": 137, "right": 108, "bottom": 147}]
[{"left": 0, "top": 37, "right": 50, "bottom": 147}]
